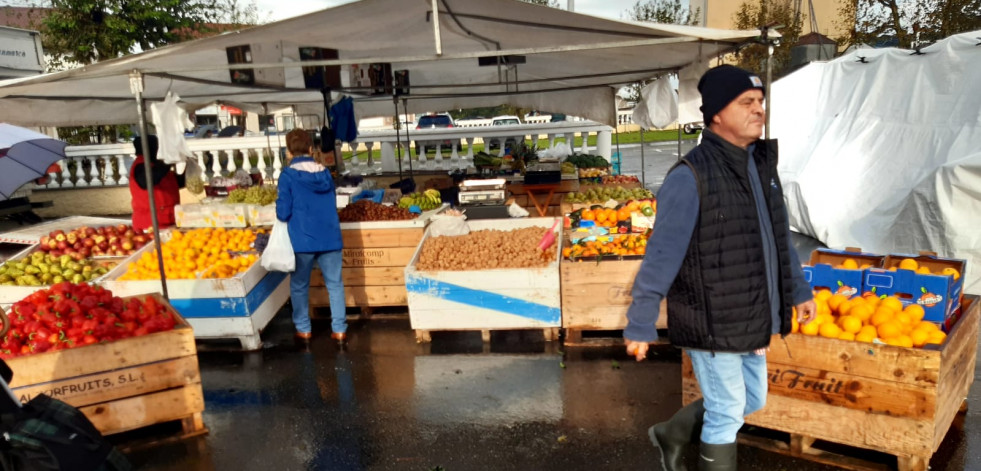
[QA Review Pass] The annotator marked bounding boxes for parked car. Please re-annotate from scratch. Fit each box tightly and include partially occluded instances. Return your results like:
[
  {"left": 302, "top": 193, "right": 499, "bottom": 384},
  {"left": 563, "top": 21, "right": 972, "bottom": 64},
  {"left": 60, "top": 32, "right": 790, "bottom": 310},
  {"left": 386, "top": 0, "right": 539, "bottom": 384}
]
[
  {"left": 185, "top": 124, "right": 219, "bottom": 138},
  {"left": 486, "top": 115, "right": 523, "bottom": 150},
  {"left": 414, "top": 113, "right": 461, "bottom": 152},
  {"left": 683, "top": 122, "right": 705, "bottom": 134}
]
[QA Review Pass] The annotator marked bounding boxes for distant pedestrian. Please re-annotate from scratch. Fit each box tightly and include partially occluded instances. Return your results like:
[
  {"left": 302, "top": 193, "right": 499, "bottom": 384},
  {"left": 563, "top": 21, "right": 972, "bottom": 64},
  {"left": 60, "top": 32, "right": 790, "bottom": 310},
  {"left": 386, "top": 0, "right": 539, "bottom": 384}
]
[
  {"left": 275, "top": 129, "right": 348, "bottom": 344},
  {"left": 624, "top": 65, "right": 816, "bottom": 471}
]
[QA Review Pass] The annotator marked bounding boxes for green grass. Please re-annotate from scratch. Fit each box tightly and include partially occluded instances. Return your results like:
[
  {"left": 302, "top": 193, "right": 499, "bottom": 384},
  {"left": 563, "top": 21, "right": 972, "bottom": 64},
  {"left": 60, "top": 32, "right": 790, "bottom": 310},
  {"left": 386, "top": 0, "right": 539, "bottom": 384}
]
[{"left": 338, "top": 129, "right": 698, "bottom": 162}]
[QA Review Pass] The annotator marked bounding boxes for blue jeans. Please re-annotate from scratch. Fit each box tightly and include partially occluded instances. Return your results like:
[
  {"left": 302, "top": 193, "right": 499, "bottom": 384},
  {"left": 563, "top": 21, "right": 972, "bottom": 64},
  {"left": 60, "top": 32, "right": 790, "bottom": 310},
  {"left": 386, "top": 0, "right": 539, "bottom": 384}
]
[
  {"left": 289, "top": 250, "right": 347, "bottom": 335},
  {"left": 687, "top": 349, "right": 767, "bottom": 444}
]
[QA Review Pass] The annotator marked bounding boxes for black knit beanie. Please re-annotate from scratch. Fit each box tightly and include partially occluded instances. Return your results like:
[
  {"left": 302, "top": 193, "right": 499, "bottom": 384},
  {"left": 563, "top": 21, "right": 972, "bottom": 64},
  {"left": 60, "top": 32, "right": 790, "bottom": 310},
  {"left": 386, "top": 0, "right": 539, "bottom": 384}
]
[{"left": 698, "top": 65, "right": 765, "bottom": 125}]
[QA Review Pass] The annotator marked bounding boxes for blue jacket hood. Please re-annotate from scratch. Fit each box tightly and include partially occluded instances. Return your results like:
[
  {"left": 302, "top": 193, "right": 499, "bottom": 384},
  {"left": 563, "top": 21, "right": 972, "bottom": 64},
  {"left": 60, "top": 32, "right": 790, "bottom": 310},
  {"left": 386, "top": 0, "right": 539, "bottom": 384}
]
[{"left": 286, "top": 157, "right": 334, "bottom": 193}]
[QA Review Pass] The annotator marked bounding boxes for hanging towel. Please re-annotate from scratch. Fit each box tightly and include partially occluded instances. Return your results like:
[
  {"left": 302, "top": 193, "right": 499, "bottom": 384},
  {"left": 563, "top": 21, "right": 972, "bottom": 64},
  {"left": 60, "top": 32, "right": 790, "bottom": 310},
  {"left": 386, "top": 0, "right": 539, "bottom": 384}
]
[{"left": 329, "top": 96, "right": 358, "bottom": 143}]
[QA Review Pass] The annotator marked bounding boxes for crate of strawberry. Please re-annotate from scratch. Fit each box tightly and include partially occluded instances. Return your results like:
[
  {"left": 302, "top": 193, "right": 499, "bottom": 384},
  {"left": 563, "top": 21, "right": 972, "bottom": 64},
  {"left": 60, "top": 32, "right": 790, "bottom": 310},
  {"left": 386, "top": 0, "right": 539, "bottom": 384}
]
[
  {"left": 0, "top": 282, "right": 204, "bottom": 437},
  {"left": 0, "top": 282, "right": 176, "bottom": 359}
]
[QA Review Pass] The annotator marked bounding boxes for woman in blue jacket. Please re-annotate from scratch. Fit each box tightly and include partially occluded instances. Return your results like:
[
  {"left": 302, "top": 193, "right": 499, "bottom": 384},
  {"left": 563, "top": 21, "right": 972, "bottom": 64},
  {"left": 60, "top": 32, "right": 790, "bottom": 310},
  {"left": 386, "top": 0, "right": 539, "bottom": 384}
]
[{"left": 276, "top": 129, "right": 347, "bottom": 343}]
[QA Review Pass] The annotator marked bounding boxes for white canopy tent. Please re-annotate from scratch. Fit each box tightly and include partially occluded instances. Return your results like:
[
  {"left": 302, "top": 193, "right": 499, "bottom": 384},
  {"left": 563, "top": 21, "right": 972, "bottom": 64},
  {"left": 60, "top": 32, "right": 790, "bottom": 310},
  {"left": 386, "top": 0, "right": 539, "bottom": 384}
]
[
  {"left": 771, "top": 30, "right": 981, "bottom": 294},
  {"left": 0, "top": 0, "right": 765, "bottom": 127}
]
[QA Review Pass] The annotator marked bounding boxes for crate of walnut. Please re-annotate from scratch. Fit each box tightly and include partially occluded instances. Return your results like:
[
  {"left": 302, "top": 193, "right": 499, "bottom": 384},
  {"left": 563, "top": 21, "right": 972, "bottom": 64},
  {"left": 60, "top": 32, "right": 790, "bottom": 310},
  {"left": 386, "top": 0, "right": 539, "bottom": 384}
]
[{"left": 405, "top": 217, "right": 563, "bottom": 342}]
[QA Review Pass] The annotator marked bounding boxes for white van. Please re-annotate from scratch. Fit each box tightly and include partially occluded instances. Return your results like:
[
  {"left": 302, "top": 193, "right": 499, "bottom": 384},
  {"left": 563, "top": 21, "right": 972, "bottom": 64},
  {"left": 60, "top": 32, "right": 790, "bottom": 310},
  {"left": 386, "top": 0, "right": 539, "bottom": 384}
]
[{"left": 487, "top": 116, "right": 522, "bottom": 150}]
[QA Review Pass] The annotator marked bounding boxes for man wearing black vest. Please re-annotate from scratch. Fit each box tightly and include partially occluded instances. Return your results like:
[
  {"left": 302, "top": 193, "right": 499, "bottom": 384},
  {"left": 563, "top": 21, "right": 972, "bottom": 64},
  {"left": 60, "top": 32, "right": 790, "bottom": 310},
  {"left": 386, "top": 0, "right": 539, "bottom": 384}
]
[{"left": 624, "top": 65, "right": 817, "bottom": 471}]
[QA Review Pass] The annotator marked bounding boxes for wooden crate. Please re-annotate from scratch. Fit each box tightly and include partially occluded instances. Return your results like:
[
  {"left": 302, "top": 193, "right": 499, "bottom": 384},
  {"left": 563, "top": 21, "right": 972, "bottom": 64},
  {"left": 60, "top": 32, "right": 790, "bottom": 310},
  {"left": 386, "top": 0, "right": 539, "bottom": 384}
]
[
  {"left": 405, "top": 217, "right": 563, "bottom": 342},
  {"left": 311, "top": 227, "right": 424, "bottom": 309},
  {"left": 560, "top": 258, "right": 667, "bottom": 345},
  {"left": 680, "top": 295, "right": 980, "bottom": 471},
  {"left": 6, "top": 294, "right": 206, "bottom": 438}
]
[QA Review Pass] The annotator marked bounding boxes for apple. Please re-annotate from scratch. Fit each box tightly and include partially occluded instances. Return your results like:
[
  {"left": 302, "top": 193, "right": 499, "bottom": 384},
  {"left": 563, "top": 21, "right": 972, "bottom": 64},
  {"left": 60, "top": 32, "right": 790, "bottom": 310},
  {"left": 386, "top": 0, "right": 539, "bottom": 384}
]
[
  {"left": 116, "top": 224, "right": 129, "bottom": 233},
  {"left": 114, "top": 249, "right": 127, "bottom": 256},
  {"left": 123, "top": 229, "right": 136, "bottom": 238},
  {"left": 54, "top": 233, "right": 66, "bottom": 242},
  {"left": 83, "top": 227, "right": 96, "bottom": 237},
  {"left": 121, "top": 239, "right": 134, "bottom": 251},
  {"left": 93, "top": 235, "right": 106, "bottom": 244},
  {"left": 96, "top": 227, "right": 106, "bottom": 236},
  {"left": 97, "top": 241, "right": 108, "bottom": 251},
  {"left": 109, "top": 242, "right": 120, "bottom": 252},
  {"left": 82, "top": 238, "right": 95, "bottom": 248},
  {"left": 72, "top": 241, "right": 83, "bottom": 251},
  {"left": 56, "top": 240, "right": 68, "bottom": 250},
  {"left": 78, "top": 247, "right": 90, "bottom": 258},
  {"left": 133, "top": 234, "right": 148, "bottom": 245},
  {"left": 108, "top": 235, "right": 119, "bottom": 244}
]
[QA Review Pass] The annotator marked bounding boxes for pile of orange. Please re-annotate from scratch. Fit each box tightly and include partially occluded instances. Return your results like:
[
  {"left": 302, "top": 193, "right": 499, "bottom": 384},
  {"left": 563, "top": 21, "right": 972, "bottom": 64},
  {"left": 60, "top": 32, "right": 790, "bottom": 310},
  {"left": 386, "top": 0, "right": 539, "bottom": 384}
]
[
  {"left": 794, "top": 289, "right": 947, "bottom": 348},
  {"left": 579, "top": 200, "right": 656, "bottom": 229},
  {"left": 562, "top": 234, "right": 647, "bottom": 259},
  {"left": 117, "top": 228, "right": 259, "bottom": 280}
]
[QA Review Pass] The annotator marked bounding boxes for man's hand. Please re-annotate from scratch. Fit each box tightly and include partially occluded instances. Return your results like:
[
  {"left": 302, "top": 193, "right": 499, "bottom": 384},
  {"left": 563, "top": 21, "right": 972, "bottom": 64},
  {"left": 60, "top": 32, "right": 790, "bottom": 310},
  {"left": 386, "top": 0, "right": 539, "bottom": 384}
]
[
  {"left": 624, "top": 339, "right": 649, "bottom": 362},
  {"left": 796, "top": 299, "right": 817, "bottom": 325}
]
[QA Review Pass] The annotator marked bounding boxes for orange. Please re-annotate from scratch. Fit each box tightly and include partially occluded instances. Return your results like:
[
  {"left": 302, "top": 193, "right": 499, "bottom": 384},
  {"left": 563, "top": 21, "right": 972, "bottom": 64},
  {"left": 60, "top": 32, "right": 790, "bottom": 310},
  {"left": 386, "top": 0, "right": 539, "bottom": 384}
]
[
  {"left": 859, "top": 325, "right": 878, "bottom": 338},
  {"left": 904, "top": 304, "right": 926, "bottom": 322},
  {"left": 855, "top": 331, "right": 876, "bottom": 343},
  {"left": 819, "top": 322, "right": 842, "bottom": 338},
  {"left": 839, "top": 316, "right": 863, "bottom": 334},
  {"left": 898, "top": 258, "right": 919, "bottom": 271},
  {"left": 816, "top": 301, "right": 832, "bottom": 318},
  {"left": 581, "top": 209, "right": 594, "bottom": 221},
  {"left": 840, "top": 258, "right": 859, "bottom": 269},
  {"left": 838, "top": 332, "right": 856, "bottom": 341},
  {"left": 893, "top": 311, "right": 913, "bottom": 327},
  {"left": 916, "top": 266, "right": 932, "bottom": 275},
  {"left": 863, "top": 294, "right": 881, "bottom": 308},
  {"left": 827, "top": 294, "right": 848, "bottom": 313},
  {"left": 927, "top": 331, "right": 947, "bottom": 345},
  {"left": 869, "top": 308, "right": 894, "bottom": 327},
  {"left": 814, "top": 289, "right": 833, "bottom": 301},
  {"left": 849, "top": 304, "right": 874, "bottom": 323},
  {"left": 837, "top": 299, "right": 855, "bottom": 317},
  {"left": 942, "top": 267, "right": 961, "bottom": 280},
  {"left": 895, "top": 335, "right": 914, "bottom": 348},
  {"left": 879, "top": 296, "right": 904, "bottom": 313},
  {"left": 910, "top": 330, "right": 929, "bottom": 347},
  {"left": 800, "top": 321, "right": 820, "bottom": 336},
  {"left": 877, "top": 321, "right": 902, "bottom": 339},
  {"left": 791, "top": 315, "right": 800, "bottom": 334}
]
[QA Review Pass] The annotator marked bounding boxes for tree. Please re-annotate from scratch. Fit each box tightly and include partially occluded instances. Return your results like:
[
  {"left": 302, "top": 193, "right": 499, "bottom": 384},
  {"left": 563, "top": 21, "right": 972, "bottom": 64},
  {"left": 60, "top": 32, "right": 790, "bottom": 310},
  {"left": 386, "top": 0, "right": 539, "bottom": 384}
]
[
  {"left": 836, "top": 0, "right": 981, "bottom": 50},
  {"left": 731, "top": 0, "right": 805, "bottom": 81},
  {"left": 38, "top": 0, "right": 260, "bottom": 68},
  {"left": 626, "top": 0, "right": 701, "bottom": 25},
  {"left": 621, "top": 0, "right": 702, "bottom": 102}
]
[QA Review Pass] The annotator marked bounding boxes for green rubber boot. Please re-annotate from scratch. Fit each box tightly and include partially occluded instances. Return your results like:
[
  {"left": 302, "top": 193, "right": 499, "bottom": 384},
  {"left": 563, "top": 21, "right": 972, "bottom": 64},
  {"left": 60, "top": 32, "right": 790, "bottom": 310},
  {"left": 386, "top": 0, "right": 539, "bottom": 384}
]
[
  {"left": 648, "top": 399, "right": 705, "bottom": 471},
  {"left": 698, "top": 442, "right": 737, "bottom": 471}
]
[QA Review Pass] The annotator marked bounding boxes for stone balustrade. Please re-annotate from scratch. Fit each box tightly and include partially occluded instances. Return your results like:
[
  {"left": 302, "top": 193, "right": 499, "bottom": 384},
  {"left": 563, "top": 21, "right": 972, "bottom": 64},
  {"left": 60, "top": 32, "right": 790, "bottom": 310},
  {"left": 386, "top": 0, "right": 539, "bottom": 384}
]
[{"left": 31, "top": 121, "right": 613, "bottom": 190}]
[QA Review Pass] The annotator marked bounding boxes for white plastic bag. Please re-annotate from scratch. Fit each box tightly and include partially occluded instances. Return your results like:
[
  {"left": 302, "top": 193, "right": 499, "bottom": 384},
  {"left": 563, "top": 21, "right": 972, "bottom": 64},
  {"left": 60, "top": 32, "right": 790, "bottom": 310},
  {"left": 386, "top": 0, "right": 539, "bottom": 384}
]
[
  {"left": 508, "top": 202, "right": 530, "bottom": 218},
  {"left": 429, "top": 213, "right": 470, "bottom": 237},
  {"left": 260, "top": 220, "right": 295, "bottom": 272},
  {"left": 149, "top": 92, "right": 194, "bottom": 164}
]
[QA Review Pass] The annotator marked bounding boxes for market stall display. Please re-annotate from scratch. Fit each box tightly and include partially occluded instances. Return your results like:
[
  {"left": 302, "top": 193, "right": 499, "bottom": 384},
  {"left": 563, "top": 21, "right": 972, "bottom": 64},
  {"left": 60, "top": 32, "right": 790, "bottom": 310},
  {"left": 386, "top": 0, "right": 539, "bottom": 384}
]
[
  {"left": 310, "top": 203, "right": 449, "bottom": 311},
  {"left": 0, "top": 222, "right": 153, "bottom": 304},
  {"left": 1, "top": 284, "right": 205, "bottom": 438},
  {"left": 405, "top": 218, "right": 562, "bottom": 342},
  {"left": 681, "top": 295, "right": 980, "bottom": 471},
  {"left": 560, "top": 233, "right": 666, "bottom": 345},
  {"left": 0, "top": 216, "right": 133, "bottom": 247},
  {"left": 101, "top": 228, "right": 287, "bottom": 350}
]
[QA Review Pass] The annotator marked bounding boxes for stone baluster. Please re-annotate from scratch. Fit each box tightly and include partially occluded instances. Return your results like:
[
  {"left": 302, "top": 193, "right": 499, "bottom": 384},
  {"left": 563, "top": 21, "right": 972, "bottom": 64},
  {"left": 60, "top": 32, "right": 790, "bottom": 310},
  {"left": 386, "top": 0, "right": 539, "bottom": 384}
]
[
  {"left": 547, "top": 133, "right": 556, "bottom": 149},
  {"left": 272, "top": 149, "right": 283, "bottom": 181},
  {"left": 418, "top": 146, "right": 428, "bottom": 170},
  {"left": 349, "top": 142, "right": 362, "bottom": 176},
  {"left": 580, "top": 132, "right": 589, "bottom": 154},
  {"left": 195, "top": 152, "right": 209, "bottom": 182},
  {"left": 448, "top": 142, "right": 460, "bottom": 170},
  {"left": 210, "top": 149, "right": 222, "bottom": 177},
  {"left": 240, "top": 148, "right": 254, "bottom": 175},
  {"left": 63, "top": 156, "right": 81, "bottom": 187},
  {"left": 565, "top": 133, "right": 575, "bottom": 153},
  {"left": 462, "top": 138, "right": 475, "bottom": 168},
  {"left": 531, "top": 135, "right": 540, "bottom": 150},
  {"left": 225, "top": 149, "right": 238, "bottom": 175},
  {"left": 116, "top": 155, "right": 129, "bottom": 186}
]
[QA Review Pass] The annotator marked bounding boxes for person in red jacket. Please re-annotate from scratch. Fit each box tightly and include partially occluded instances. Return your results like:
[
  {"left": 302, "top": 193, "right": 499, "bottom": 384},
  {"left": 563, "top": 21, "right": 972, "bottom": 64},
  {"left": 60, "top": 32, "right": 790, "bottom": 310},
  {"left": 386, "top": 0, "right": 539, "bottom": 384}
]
[{"left": 129, "top": 135, "right": 185, "bottom": 232}]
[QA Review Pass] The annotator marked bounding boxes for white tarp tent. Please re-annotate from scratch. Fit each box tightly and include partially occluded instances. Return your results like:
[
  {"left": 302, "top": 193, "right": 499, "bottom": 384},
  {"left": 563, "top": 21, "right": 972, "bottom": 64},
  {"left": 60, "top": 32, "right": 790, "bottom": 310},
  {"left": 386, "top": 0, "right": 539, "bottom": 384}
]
[
  {"left": 771, "top": 30, "right": 981, "bottom": 294},
  {"left": 0, "top": 0, "right": 765, "bottom": 127}
]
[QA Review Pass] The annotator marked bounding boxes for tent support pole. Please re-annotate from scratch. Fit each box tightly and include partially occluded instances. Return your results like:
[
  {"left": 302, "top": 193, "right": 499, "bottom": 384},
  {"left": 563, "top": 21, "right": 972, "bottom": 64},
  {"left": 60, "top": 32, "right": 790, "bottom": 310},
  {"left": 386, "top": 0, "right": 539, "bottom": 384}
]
[
  {"left": 431, "top": 0, "right": 443, "bottom": 56},
  {"left": 403, "top": 98, "right": 414, "bottom": 180},
  {"left": 129, "top": 71, "right": 169, "bottom": 300},
  {"left": 640, "top": 128, "right": 645, "bottom": 187},
  {"left": 393, "top": 96, "right": 403, "bottom": 182}
]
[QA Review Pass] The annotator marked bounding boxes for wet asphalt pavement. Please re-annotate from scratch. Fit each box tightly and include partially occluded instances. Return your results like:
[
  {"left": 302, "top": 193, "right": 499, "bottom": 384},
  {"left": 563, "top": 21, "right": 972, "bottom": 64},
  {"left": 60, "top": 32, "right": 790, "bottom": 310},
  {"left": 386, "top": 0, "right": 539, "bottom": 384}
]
[{"left": 120, "top": 308, "right": 981, "bottom": 471}]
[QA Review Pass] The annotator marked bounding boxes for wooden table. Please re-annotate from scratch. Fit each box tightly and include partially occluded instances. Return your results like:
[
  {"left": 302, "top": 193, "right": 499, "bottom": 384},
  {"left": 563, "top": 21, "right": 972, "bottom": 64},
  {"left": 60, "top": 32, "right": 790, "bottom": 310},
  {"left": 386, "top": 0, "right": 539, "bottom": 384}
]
[{"left": 521, "top": 183, "right": 562, "bottom": 217}]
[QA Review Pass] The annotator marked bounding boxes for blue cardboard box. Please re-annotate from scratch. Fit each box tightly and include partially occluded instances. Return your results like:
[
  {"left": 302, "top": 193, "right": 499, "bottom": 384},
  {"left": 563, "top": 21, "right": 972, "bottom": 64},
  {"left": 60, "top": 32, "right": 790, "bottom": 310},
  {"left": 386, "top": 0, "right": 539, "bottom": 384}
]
[
  {"left": 863, "top": 253, "right": 967, "bottom": 326},
  {"left": 801, "top": 248, "right": 884, "bottom": 297}
]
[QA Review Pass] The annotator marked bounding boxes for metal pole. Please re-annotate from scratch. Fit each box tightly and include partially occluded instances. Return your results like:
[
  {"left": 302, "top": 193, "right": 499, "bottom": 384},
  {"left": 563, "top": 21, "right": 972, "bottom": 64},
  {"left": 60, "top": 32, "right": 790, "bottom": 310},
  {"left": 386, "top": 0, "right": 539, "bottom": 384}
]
[
  {"left": 639, "top": 127, "right": 646, "bottom": 187},
  {"left": 393, "top": 96, "right": 404, "bottom": 182},
  {"left": 129, "top": 71, "right": 169, "bottom": 300},
  {"left": 431, "top": 0, "right": 443, "bottom": 56},
  {"left": 765, "top": 42, "right": 773, "bottom": 140},
  {"left": 403, "top": 98, "right": 414, "bottom": 179}
]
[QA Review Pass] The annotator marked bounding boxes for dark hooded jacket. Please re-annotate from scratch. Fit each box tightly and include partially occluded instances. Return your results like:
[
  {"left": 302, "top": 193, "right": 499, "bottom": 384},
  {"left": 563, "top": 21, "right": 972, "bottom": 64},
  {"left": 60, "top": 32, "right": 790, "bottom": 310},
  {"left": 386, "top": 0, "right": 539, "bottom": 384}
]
[{"left": 275, "top": 156, "right": 343, "bottom": 253}]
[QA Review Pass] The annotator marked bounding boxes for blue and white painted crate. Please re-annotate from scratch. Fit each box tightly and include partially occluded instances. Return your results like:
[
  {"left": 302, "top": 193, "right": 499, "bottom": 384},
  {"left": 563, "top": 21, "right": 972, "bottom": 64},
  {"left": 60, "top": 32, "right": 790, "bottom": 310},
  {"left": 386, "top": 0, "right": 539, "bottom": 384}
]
[
  {"left": 100, "top": 241, "right": 290, "bottom": 350},
  {"left": 405, "top": 217, "right": 563, "bottom": 332}
]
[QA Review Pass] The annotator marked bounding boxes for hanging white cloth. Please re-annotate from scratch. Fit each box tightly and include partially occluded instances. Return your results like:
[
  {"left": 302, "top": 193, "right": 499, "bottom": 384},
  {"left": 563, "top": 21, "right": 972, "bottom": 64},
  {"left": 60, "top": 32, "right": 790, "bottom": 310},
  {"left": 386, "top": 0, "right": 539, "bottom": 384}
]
[
  {"left": 149, "top": 92, "right": 194, "bottom": 164},
  {"left": 677, "top": 59, "right": 710, "bottom": 125},
  {"left": 632, "top": 75, "right": 678, "bottom": 130}
]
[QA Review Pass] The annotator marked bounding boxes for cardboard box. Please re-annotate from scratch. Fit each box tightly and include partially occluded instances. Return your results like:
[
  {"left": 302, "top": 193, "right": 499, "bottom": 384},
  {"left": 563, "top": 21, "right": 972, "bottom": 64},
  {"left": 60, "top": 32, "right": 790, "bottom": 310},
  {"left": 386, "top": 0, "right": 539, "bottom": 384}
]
[
  {"left": 801, "top": 248, "right": 884, "bottom": 297},
  {"left": 864, "top": 252, "right": 967, "bottom": 325}
]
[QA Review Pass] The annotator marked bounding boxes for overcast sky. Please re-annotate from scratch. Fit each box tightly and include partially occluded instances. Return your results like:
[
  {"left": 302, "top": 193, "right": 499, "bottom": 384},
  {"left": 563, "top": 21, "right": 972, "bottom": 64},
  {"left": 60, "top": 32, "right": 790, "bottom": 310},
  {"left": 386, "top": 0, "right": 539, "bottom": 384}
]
[{"left": 257, "top": 0, "right": 643, "bottom": 22}]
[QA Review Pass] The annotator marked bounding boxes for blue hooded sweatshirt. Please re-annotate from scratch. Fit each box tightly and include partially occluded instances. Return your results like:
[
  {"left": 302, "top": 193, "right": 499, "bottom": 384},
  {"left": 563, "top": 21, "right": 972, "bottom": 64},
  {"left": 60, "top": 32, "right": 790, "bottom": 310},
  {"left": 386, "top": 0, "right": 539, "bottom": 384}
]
[{"left": 275, "top": 156, "right": 343, "bottom": 253}]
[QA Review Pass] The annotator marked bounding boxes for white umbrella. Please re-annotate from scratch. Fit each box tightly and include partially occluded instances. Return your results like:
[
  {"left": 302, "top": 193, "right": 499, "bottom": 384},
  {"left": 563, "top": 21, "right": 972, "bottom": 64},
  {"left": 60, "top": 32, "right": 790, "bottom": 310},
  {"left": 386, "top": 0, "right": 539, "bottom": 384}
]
[{"left": 0, "top": 123, "right": 66, "bottom": 200}]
